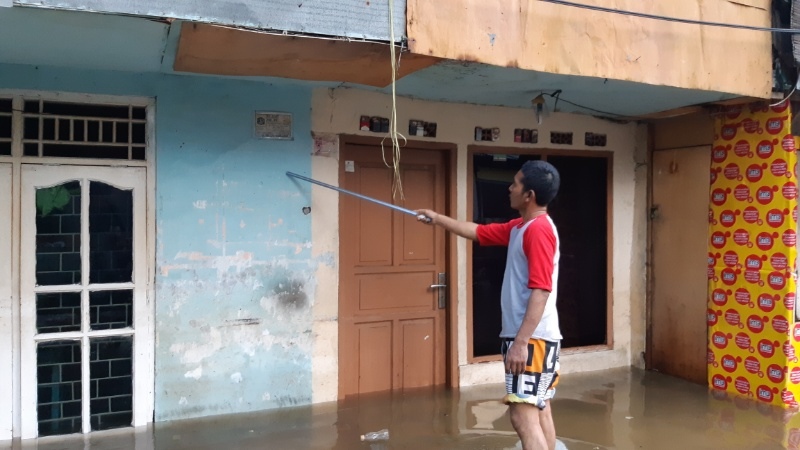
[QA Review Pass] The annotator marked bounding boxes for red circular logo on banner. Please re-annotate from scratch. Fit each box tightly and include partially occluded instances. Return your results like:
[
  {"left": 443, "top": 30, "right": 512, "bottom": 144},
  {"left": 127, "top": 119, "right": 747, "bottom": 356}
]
[
  {"left": 743, "top": 118, "right": 760, "bottom": 133},
  {"left": 733, "top": 229, "right": 749, "bottom": 246},
  {"left": 724, "top": 163, "right": 741, "bottom": 180},
  {"left": 747, "top": 315, "right": 766, "bottom": 334},
  {"left": 723, "top": 251, "right": 739, "bottom": 267},
  {"left": 725, "top": 308, "right": 741, "bottom": 326},
  {"left": 758, "top": 294, "right": 776, "bottom": 313},
  {"left": 773, "top": 315, "right": 790, "bottom": 334},
  {"left": 756, "top": 186, "right": 775, "bottom": 205},
  {"left": 766, "top": 209, "right": 787, "bottom": 228},
  {"left": 746, "top": 164, "right": 765, "bottom": 182},
  {"left": 791, "top": 367, "right": 800, "bottom": 384},
  {"left": 766, "top": 117, "right": 785, "bottom": 135},
  {"left": 771, "top": 159, "right": 788, "bottom": 177},
  {"left": 712, "top": 288, "right": 729, "bottom": 306},
  {"left": 734, "top": 140, "right": 750, "bottom": 156},
  {"left": 713, "top": 146, "right": 730, "bottom": 162},
  {"left": 744, "top": 269, "right": 761, "bottom": 284},
  {"left": 768, "top": 365, "right": 786, "bottom": 384},
  {"left": 712, "top": 331, "right": 730, "bottom": 349},
  {"left": 783, "top": 182, "right": 798, "bottom": 200},
  {"left": 743, "top": 206, "right": 760, "bottom": 224},
  {"left": 745, "top": 356, "right": 761, "bottom": 374},
  {"left": 721, "top": 268, "right": 738, "bottom": 285},
  {"left": 712, "top": 374, "right": 730, "bottom": 390},
  {"left": 734, "top": 185, "right": 750, "bottom": 201},
  {"left": 783, "top": 230, "right": 796, "bottom": 247},
  {"left": 786, "top": 293, "right": 796, "bottom": 311},
  {"left": 712, "top": 188, "right": 729, "bottom": 206},
  {"left": 745, "top": 254, "right": 763, "bottom": 270},
  {"left": 768, "top": 271, "right": 787, "bottom": 290},
  {"left": 756, "top": 232, "right": 776, "bottom": 250},
  {"left": 720, "top": 210, "right": 737, "bottom": 227},
  {"left": 708, "top": 309, "right": 719, "bottom": 326},
  {"left": 785, "top": 340, "right": 797, "bottom": 360},
  {"left": 712, "top": 231, "right": 729, "bottom": 248},
  {"left": 782, "top": 134, "right": 796, "bottom": 151},
  {"left": 757, "top": 385, "right": 777, "bottom": 403},
  {"left": 771, "top": 253, "right": 788, "bottom": 270},
  {"left": 756, "top": 140, "right": 776, "bottom": 158},
  {"left": 721, "top": 125, "right": 738, "bottom": 141},
  {"left": 735, "top": 377, "right": 751, "bottom": 395},
  {"left": 735, "top": 332, "right": 751, "bottom": 350},
  {"left": 758, "top": 339, "right": 777, "bottom": 358},
  {"left": 735, "top": 288, "right": 751, "bottom": 306},
  {"left": 721, "top": 355, "right": 739, "bottom": 373}
]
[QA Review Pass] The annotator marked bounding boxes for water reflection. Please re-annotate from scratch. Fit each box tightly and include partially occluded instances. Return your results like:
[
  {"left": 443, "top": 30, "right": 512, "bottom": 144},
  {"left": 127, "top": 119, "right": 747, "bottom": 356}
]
[{"left": 5, "top": 367, "right": 799, "bottom": 450}]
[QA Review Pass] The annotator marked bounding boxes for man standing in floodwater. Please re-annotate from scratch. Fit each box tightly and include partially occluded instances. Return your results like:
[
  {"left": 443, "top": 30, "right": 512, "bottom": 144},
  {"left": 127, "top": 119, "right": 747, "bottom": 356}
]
[{"left": 417, "top": 160, "right": 562, "bottom": 450}]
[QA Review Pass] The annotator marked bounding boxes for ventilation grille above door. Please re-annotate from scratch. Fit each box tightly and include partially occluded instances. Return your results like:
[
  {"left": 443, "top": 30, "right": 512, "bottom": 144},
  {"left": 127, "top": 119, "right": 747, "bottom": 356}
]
[{"left": 22, "top": 100, "right": 147, "bottom": 160}]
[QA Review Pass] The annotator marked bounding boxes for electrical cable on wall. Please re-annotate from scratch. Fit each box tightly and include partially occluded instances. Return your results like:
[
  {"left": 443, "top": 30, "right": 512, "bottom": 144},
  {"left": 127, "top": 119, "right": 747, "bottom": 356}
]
[
  {"left": 381, "top": 0, "right": 406, "bottom": 200},
  {"left": 539, "top": 0, "right": 800, "bottom": 33}
]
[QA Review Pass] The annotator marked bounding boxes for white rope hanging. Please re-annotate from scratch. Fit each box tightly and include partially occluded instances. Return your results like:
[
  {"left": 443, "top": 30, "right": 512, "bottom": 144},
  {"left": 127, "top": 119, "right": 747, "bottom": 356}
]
[{"left": 381, "top": 0, "right": 406, "bottom": 200}]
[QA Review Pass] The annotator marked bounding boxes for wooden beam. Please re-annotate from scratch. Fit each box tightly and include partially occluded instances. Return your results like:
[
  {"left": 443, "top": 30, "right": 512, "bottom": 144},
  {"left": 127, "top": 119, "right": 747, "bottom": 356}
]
[{"left": 174, "top": 23, "right": 442, "bottom": 87}]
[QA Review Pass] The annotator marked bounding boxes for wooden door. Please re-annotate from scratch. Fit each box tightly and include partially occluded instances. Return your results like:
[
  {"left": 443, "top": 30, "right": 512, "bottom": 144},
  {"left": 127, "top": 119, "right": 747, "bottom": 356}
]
[
  {"left": 339, "top": 144, "right": 447, "bottom": 397},
  {"left": 650, "top": 147, "right": 710, "bottom": 384}
]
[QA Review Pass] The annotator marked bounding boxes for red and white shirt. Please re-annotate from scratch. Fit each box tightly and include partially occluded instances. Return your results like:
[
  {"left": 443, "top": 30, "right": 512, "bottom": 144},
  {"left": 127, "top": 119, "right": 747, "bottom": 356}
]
[{"left": 476, "top": 215, "right": 561, "bottom": 341}]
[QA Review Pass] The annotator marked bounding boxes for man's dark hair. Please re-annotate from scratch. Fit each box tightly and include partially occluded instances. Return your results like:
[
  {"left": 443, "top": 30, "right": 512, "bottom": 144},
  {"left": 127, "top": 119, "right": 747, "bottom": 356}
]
[{"left": 520, "top": 160, "right": 560, "bottom": 206}]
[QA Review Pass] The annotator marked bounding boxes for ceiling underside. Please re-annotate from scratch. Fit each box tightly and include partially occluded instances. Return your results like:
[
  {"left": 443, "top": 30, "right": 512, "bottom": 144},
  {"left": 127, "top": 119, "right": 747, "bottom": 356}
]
[{"left": 0, "top": 6, "right": 750, "bottom": 119}]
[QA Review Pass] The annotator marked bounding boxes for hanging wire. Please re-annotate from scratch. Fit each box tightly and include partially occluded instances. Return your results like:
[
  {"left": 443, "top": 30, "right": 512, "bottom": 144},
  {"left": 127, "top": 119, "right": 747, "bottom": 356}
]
[
  {"left": 381, "top": 0, "right": 406, "bottom": 200},
  {"left": 539, "top": 0, "right": 800, "bottom": 33}
]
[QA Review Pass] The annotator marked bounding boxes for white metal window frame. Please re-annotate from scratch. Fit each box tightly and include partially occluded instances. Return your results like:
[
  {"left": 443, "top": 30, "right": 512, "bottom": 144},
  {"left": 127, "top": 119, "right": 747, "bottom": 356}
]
[{"left": 0, "top": 90, "right": 156, "bottom": 440}]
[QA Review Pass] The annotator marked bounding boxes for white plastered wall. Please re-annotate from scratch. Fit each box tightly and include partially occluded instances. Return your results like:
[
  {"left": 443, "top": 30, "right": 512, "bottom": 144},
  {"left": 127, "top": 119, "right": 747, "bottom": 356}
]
[{"left": 310, "top": 87, "right": 648, "bottom": 401}]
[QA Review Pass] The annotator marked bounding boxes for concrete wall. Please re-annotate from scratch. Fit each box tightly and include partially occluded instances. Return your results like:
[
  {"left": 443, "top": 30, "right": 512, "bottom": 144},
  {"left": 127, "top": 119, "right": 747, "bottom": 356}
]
[
  {"left": 0, "top": 63, "right": 318, "bottom": 421},
  {"left": 309, "top": 87, "right": 649, "bottom": 400}
]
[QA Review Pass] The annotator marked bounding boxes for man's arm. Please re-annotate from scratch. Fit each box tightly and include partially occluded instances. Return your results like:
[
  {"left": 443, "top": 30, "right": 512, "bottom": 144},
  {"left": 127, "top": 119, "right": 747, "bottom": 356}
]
[
  {"left": 416, "top": 209, "right": 479, "bottom": 241},
  {"left": 505, "top": 289, "right": 550, "bottom": 375}
]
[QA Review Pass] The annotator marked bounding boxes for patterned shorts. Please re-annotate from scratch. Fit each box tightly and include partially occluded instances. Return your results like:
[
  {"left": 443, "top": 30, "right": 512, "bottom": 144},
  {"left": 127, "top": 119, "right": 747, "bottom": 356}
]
[{"left": 500, "top": 338, "right": 560, "bottom": 410}]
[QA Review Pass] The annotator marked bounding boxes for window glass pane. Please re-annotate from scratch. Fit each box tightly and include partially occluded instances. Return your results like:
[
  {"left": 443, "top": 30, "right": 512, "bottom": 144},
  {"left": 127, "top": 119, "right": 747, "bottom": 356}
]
[
  {"left": 90, "top": 290, "right": 132, "bottom": 330},
  {"left": 37, "top": 340, "right": 82, "bottom": 436},
  {"left": 36, "top": 292, "right": 81, "bottom": 333},
  {"left": 0, "top": 115, "right": 10, "bottom": 139},
  {"left": 89, "top": 182, "right": 133, "bottom": 284},
  {"left": 36, "top": 181, "right": 81, "bottom": 286},
  {"left": 90, "top": 337, "right": 132, "bottom": 431}
]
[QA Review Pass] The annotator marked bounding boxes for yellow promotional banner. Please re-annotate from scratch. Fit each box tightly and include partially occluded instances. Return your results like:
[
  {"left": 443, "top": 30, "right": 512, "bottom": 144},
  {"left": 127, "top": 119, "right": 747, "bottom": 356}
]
[{"left": 708, "top": 101, "right": 799, "bottom": 409}]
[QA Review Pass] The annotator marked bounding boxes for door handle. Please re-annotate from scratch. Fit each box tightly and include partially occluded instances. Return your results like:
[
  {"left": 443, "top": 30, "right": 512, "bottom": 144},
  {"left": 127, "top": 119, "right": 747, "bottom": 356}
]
[{"left": 430, "top": 273, "right": 447, "bottom": 309}]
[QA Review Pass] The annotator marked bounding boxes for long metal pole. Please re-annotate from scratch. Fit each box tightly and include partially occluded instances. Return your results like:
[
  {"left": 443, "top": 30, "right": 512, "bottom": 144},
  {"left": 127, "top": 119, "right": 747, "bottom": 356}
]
[{"left": 286, "top": 171, "right": 430, "bottom": 222}]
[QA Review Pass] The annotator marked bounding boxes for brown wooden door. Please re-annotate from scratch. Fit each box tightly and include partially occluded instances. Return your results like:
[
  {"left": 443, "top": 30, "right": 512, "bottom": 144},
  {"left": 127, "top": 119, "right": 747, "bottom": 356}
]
[
  {"left": 339, "top": 143, "right": 447, "bottom": 397},
  {"left": 650, "top": 147, "right": 709, "bottom": 384}
]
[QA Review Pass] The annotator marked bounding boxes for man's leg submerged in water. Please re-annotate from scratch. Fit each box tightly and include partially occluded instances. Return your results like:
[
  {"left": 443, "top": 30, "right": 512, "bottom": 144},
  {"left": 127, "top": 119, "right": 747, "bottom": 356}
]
[{"left": 509, "top": 400, "right": 556, "bottom": 450}]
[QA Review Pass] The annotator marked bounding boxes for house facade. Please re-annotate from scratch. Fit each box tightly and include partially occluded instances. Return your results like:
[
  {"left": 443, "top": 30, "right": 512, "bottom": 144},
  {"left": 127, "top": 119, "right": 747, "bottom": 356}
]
[{"left": 0, "top": 0, "right": 776, "bottom": 440}]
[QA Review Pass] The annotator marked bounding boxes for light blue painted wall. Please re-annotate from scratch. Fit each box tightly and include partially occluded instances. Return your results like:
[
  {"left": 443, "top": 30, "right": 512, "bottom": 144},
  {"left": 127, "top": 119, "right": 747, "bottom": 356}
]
[{"left": 0, "top": 63, "right": 318, "bottom": 421}]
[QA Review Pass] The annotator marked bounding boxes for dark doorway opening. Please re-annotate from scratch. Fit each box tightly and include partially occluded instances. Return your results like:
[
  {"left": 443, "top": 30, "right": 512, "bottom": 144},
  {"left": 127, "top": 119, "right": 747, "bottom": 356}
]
[{"left": 471, "top": 152, "right": 609, "bottom": 357}]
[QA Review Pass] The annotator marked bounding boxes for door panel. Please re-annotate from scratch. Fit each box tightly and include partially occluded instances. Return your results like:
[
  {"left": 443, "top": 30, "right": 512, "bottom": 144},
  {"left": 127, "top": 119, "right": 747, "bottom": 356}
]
[
  {"left": 651, "top": 148, "right": 710, "bottom": 384},
  {"left": 357, "top": 322, "right": 393, "bottom": 393},
  {"left": 19, "top": 165, "right": 149, "bottom": 438},
  {"left": 400, "top": 318, "right": 435, "bottom": 388},
  {"left": 359, "top": 273, "right": 433, "bottom": 310},
  {"left": 340, "top": 145, "right": 447, "bottom": 397},
  {"left": 0, "top": 163, "right": 12, "bottom": 440}
]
